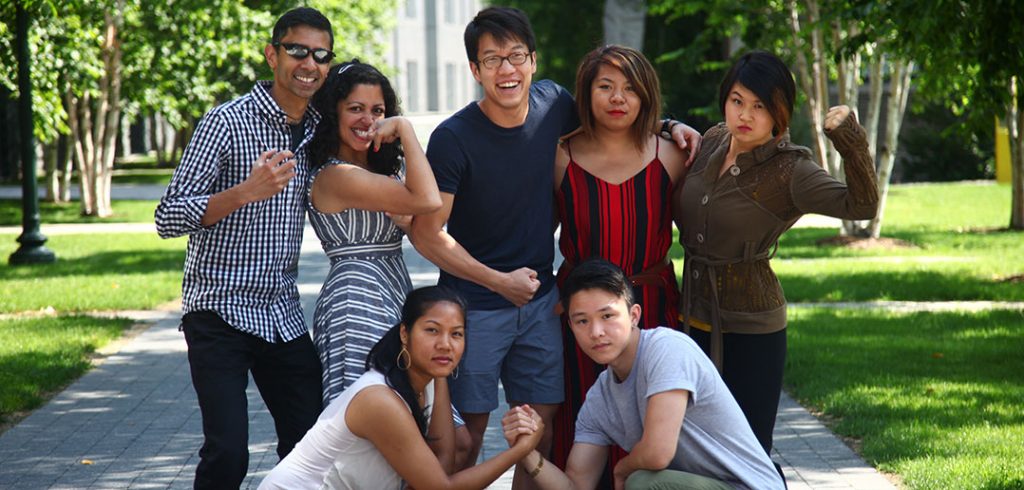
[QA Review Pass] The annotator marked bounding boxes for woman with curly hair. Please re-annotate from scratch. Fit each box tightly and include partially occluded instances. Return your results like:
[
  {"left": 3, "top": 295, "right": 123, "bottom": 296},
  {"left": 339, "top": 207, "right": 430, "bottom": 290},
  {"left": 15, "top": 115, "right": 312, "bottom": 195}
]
[{"left": 306, "top": 60, "right": 441, "bottom": 403}]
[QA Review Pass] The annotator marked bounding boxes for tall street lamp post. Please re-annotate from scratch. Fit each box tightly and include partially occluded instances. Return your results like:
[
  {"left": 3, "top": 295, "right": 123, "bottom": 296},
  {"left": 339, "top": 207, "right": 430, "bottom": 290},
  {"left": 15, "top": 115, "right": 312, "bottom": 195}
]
[{"left": 9, "top": 1, "right": 56, "bottom": 265}]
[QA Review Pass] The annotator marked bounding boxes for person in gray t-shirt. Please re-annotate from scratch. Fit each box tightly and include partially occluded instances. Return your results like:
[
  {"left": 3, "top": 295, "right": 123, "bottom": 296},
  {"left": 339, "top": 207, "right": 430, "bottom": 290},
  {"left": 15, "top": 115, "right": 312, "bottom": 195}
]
[{"left": 501, "top": 258, "right": 784, "bottom": 489}]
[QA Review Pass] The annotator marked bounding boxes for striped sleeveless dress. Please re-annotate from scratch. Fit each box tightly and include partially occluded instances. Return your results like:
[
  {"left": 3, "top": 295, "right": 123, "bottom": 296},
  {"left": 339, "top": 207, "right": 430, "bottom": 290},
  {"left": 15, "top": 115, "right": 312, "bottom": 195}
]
[
  {"left": 552, "top": 137, "right": 681, "bottom": 469},
  {"left": 307, "top": 159, "right": 412, "bottom": 404}
]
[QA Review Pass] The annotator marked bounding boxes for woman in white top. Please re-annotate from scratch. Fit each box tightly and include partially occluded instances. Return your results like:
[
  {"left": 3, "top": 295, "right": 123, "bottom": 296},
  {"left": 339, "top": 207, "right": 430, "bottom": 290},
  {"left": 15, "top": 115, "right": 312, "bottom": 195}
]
[{"left": 260, "top": 286, "right": 543, "bottom": 489}]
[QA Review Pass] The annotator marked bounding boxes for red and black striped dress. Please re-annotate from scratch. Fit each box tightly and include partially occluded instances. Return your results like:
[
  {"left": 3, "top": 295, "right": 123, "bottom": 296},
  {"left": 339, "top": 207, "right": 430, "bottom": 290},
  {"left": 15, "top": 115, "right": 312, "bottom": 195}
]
[{"left": 552, "top": 137, "right": 681, "bottom": 469}]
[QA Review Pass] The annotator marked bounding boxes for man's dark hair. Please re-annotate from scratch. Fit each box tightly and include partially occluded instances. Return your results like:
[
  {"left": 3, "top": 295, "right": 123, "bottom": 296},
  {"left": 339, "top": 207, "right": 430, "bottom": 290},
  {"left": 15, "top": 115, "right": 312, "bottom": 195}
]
[
  {"left": 272, "top": 7, "right": 334, "bottom": 49},
  {"left": 463, "top": 7, "right": 536, "bottom": 63},
  {"left": 560, "top": 258, "right": 635, "bottom": 313}
]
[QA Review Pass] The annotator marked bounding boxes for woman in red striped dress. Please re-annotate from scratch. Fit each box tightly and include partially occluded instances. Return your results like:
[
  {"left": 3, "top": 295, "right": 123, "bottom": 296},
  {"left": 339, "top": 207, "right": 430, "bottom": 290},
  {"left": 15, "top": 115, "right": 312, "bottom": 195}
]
[{"left": 551, "top": 45, "right": 690, "bottom": 473}]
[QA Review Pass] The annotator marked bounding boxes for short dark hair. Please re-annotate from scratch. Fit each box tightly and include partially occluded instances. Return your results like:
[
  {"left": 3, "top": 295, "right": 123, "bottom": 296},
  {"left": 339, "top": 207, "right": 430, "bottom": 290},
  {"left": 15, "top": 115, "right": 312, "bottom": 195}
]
[
  {"left": 272, "top": 7, "right": 334, "bottom": 49},
  {"left": 560, "top": 258, "right": 635, "bottom": 313},
  {"left": 310, "top": 60, "right": 403, "bottom": 176},
  {"left": 464, "top": 7, "right": 536, "bottom": 63},
  {"left": 575, "top": 45, "right": 661, "bottom": 151},
  {"left": 718, "top": 50, "right": 795, "bottom": 137}
]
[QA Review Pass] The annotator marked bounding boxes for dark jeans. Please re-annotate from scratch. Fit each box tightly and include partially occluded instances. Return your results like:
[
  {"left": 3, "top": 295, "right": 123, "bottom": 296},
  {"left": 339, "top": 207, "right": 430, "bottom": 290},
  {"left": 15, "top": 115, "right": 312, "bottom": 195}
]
[
  {"left": 689, "top": 327, "right": 787, "bottom": 455},
  {"left": 182, "top": 311, "right": 323, "bottom": 489}
]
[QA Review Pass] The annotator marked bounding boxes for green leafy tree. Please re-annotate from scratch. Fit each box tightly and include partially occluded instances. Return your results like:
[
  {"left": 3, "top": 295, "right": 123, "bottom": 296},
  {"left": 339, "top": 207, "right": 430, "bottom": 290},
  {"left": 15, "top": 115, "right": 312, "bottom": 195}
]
[
  {"left": 1, "top": 0, "right": 396, "bottom": 216},
  {"left": 871, "top": 0, "right": 1024, "bottom": 229},
  {"left": 0, "top": 0, "right": 80, "bottom": 202},
  {"left": 652, "top": 0, "right": 917, "bottom": 239}
]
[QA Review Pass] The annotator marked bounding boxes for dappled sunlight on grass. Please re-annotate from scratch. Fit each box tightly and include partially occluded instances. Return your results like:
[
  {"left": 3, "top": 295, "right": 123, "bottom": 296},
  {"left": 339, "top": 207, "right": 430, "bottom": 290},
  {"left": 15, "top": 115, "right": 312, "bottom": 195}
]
[
  {"left": 0, "top": 233, "right": 185, "bottom": 313},
  {"left": 777, "top": 266, "right": 1024, "bottom": 302},
  {"left": 0, "top": 199, "right": 159, "bottom": 226},
  {"left": 0, "top": 316, "right": 131, "bottom": 422},
  {"left": 785, "top": 308, "right": 1024, "bottom": 489}
]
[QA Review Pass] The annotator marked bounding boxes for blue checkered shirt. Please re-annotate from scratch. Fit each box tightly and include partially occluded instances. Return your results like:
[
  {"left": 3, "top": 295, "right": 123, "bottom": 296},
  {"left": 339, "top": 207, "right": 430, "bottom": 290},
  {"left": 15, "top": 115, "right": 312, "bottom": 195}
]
[{"left": 155, "top": 81, "right": 320, "bottom": 343}]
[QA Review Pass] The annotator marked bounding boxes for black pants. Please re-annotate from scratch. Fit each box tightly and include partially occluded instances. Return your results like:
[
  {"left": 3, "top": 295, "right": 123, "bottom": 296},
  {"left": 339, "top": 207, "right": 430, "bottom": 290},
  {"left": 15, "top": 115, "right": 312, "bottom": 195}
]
[
  {"left": 690, "top": 328, "right": 786, "bottom": 455},
  {"left": 182, "top": 311, "right": 323, "bottom": 489}
]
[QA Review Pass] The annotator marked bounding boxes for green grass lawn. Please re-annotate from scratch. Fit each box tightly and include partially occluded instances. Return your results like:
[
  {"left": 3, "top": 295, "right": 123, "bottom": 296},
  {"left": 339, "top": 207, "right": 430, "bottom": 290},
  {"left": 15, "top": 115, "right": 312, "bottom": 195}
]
[
  {"left": 111, "top": 169, "right": 174, "bottom": 185},
  {"left": 776, "top": 183, "right": 1023, "bottom": 302},
  {"left": 0, "top": 316, "right": 132, "bottom": 425},
  {"left": 0, "top": 199, "right": 159, "bottom": 226},
  {"left": 786, "top": 307, "right": 1024, "bottom": 489},
  {"left": 0, "top": 232, "right": 185, "bottom": 313}
]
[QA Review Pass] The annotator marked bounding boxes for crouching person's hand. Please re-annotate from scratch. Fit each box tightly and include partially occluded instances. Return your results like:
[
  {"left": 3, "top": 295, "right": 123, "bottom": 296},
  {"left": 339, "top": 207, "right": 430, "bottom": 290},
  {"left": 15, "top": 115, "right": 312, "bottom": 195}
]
[{"left": 501, "top": 404, "right": 543, "bottom": 450}]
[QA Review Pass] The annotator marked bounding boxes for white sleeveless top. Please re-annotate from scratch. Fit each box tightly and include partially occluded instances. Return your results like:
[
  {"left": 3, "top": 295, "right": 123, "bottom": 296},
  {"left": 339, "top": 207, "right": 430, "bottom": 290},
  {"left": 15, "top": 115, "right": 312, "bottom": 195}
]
[{"left": 259, "top": 370, "right": 413, "bottom": 490}]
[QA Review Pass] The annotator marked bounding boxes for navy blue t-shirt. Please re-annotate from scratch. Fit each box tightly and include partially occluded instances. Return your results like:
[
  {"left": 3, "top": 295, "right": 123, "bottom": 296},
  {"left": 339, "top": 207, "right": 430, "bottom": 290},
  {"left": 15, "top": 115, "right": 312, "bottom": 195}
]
[{"left": 426, "top": 80, "right": 577, "bottom": 309}]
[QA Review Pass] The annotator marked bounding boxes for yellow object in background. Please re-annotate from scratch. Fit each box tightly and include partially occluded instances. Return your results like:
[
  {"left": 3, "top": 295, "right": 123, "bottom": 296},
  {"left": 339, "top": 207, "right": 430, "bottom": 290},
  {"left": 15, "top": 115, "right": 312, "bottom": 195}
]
[{"left": 995, "top": 117, "right": 1011, "bottom": 183}]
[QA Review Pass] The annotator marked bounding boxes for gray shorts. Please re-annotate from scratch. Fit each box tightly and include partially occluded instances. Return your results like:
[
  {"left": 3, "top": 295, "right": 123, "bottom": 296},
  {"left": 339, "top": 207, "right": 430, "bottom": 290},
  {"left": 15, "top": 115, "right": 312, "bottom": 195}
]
[{"left": 450, "top": 287, "right": 565, "bottom": 413}]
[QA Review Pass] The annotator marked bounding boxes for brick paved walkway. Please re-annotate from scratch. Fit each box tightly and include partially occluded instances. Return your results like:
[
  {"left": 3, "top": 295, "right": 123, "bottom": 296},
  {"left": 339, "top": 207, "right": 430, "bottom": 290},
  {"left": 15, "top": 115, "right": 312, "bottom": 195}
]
[{"left": 0, "top": 225, "right": 905, "bottom": 488}]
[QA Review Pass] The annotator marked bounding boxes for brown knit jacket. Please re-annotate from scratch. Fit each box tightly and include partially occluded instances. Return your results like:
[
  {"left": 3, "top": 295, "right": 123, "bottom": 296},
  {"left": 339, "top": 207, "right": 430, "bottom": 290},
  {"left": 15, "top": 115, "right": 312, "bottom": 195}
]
[{"left": 673, "top": 115, "right": 878, "bottom": 346}]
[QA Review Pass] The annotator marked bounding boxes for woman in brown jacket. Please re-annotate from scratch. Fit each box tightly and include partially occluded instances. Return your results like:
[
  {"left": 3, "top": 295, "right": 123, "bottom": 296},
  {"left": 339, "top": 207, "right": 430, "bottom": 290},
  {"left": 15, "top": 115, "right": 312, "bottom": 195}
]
[{"left": 672, "top": 51, "right": 879, "bottom": 457}]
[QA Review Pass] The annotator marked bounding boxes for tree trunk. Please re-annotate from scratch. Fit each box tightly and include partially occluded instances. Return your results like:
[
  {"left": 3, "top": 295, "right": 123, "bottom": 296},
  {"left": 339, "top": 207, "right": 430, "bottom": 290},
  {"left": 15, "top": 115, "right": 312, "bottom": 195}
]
[
  {"left": 43, "top": 141, "right": 58, "bottom": 203},
  {"left": 867, "top": 59, "right": 914, "bottom": 239},
  {"left": 67, "top": 91, "right": 96, "bottom": 216},
  {"left": 864, "top": 52, "right": 884, "bottom": 158},
  {"left": 786, "top": 0, "right": 829, "bottom": 169},
  {"left": 832, "top": 23, "right": 860, "bottom": 183},
  {"left": 43, "top": 136, "right": 73, "bottom": 204},
  {"left": 603, "top": 0, "right": 646, "bottom": 49},
  {"left": 151, "top": 113, "right": 164, "bottom": 166},
  {"left": 58, "top": 133, "right": 72, "bottom": 202},
  {"left": 70, "top": 4, "right": 123, "bottom": 218},
  {"left": 172, "top": 119, "right": 194, "bottom": 165},
  {"left": 1009, "top": 76, "right": 1024, "bottom": 230}
]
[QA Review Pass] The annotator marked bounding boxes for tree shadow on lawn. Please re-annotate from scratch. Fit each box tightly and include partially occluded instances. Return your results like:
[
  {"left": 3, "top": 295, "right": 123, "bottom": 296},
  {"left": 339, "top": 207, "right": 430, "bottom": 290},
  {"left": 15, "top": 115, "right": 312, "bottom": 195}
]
[
  {"left": 776, "top": 227, "right": 1024, "bottom": 259},
  {"left": 0, "top": 249, "right": 184, "bottom": 281},
  {"left": 0, "top": 349, "right": 92, "bottom": 421},
  {"left": 785, "top": 309, "right": 1024, "bottom": 445},
  {"left": 780, "top": 269, "right": 1024, "bottom": 302}
]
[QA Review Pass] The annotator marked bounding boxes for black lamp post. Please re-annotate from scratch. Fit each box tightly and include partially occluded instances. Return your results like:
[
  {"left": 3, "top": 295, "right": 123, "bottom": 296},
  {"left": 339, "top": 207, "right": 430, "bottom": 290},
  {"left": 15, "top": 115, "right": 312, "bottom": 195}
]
[{"left": 9, "top": 1, "right": 56, "bottom": 265}]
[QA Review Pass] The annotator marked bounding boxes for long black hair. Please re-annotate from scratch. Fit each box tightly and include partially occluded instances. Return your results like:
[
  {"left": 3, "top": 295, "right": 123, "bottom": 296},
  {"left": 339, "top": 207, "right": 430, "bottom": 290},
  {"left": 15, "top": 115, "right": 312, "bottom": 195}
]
[
  {"left": 310, "top": 59, "right": 403, "bottom": 175},
  {"left": 365, "top": 286, "right": 468, "bottom": 436}
]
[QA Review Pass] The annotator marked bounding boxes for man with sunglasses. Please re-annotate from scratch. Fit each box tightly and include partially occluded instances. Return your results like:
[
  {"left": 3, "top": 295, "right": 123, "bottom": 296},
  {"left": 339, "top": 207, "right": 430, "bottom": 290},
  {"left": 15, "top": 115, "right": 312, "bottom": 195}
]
[
  {"left": 411, "top": 6, "right": 701, "bottom": 487},
  {"left": 155, "top": 7, "right": 334, "bottom": 489}
]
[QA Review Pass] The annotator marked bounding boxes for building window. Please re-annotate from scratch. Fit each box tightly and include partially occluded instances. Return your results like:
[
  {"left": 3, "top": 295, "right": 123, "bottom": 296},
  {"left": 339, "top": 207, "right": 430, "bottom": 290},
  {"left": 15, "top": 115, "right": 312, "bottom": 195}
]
[
  {"left": 405, "top": 0, "right": 417, "bottom": 18},
  {"left": 406, "top": 61, "right": 419, "bottom": 113}
]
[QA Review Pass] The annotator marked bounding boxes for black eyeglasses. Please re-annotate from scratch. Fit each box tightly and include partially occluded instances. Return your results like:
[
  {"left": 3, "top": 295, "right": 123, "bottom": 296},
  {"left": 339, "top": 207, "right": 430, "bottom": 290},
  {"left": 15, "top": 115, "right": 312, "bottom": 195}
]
[
  {"left": 273, "top": 42, "right": 335, "bottom": 65},
  {"left": 476, "top": 51, "right": 531, "bottom": 70}
]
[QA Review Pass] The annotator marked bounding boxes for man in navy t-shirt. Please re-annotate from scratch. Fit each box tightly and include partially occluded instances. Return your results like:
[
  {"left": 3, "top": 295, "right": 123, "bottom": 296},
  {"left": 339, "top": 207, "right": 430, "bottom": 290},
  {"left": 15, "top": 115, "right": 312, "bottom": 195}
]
[{"left": 411, "top": 7, "right": 699, "bottom": 483}]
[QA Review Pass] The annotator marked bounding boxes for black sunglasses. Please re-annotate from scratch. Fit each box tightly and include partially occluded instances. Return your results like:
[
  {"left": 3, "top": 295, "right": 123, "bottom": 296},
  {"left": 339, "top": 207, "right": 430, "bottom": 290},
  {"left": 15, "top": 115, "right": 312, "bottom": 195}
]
[{"left": 273, "top": 42, "right": 335, "bottom": 65}]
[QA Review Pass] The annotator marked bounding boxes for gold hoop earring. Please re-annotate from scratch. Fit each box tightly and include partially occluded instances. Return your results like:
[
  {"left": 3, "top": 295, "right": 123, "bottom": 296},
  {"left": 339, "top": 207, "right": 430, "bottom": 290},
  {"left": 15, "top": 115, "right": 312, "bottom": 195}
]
[{"left": 396, "top": 346, "right": 411, "bottom": 371}]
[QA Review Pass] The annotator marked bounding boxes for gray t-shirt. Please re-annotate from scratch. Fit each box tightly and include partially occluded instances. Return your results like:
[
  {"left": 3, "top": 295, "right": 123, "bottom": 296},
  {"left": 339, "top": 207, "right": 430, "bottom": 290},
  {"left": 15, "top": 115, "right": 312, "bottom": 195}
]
[{"left": 575, "top": 328, "right": 784, "bottom": 490}]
